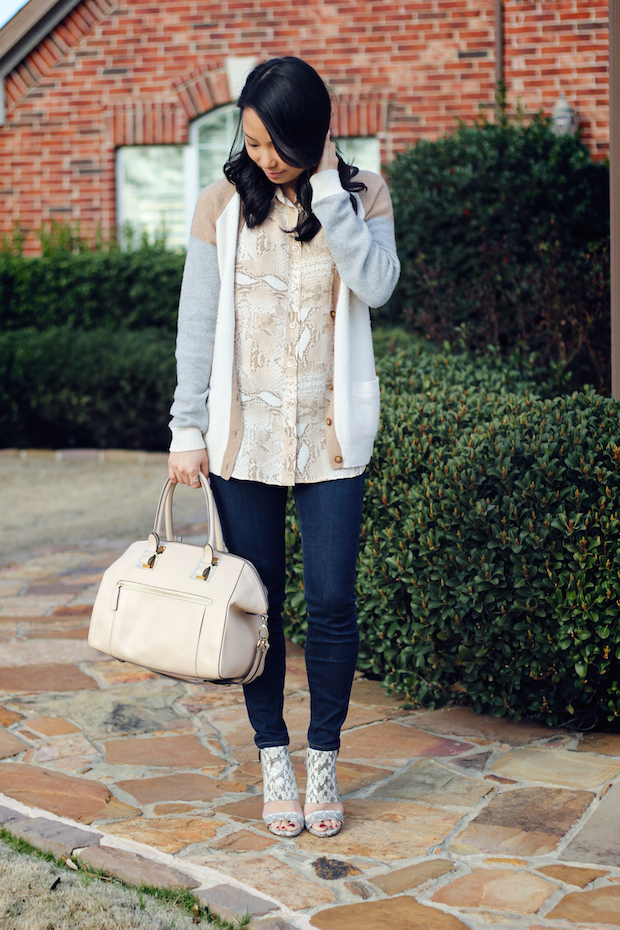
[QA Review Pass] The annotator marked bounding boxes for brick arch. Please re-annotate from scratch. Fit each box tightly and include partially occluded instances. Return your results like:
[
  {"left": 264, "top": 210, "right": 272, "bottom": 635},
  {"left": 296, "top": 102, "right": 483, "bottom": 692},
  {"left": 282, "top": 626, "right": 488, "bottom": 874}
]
[
  {"left": 107, "top": 101, "right": 188, "bottom": 146},
  {"left": 171, "top": 73, "right": 394, "bottom": 141},
  {"left": 171, "top": 67, "right": 232, "bottom": 121},
  {"left": 331, "top": 95, "right": 395, "bottom": 138},
  {"left": 108, "top": 67, "right": 233, "bottom": 147},
  {"left": 108, "top": 83, "right": 395, "bottom": 149}
]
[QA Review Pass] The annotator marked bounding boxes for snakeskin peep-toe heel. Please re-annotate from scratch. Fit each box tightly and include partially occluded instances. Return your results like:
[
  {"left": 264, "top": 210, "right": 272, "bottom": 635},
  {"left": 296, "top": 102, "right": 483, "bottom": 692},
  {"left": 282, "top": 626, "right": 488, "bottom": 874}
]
[
  {"left": 304, "top": 748, "right": 343, "bottom": 837},
  {"left": 260, "top": 746, "right": 304, "bottom": 837}
]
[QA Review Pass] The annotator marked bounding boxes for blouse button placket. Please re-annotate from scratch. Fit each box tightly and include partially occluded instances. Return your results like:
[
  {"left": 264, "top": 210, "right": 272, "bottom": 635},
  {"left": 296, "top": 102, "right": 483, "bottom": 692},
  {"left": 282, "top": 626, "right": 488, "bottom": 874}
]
[{"left": 282, "top": 213, "right": 302, "bottom": 484}]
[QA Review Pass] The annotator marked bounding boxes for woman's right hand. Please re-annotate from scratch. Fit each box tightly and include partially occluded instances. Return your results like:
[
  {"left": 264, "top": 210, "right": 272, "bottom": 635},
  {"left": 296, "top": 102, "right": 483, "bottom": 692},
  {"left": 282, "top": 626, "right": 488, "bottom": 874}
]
[{"left": 168, "top": 449, "right": 210, "bottom": 488}]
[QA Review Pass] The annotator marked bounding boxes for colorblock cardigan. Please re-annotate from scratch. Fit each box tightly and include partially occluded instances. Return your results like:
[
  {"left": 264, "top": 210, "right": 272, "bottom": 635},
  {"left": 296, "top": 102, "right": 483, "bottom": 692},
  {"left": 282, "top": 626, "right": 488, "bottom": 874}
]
[{"left": 169, "top": 168, "right": 400, "bottom": 480}]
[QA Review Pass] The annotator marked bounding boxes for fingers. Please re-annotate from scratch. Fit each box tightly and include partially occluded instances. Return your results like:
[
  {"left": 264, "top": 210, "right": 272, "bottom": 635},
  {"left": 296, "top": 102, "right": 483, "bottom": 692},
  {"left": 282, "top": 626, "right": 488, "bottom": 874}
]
[
  {"left": 315, "top": 130, "right": 338, "bottom": 173},
  {"left": 168, "top": 450, "right": 210, "bottom": 488}
]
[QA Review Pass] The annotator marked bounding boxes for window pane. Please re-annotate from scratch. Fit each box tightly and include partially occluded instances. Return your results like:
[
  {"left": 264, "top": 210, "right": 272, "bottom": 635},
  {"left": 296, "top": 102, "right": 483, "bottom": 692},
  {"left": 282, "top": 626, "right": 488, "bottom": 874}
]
[
  {"left": 338, "top": 137, "right": 381, "bottom": 174},
  {"left": 197, "top": 108, "right": 239, "bottom": 189},
  {"left": 118, "top": 146, "right": 186, "bottom": 249}
]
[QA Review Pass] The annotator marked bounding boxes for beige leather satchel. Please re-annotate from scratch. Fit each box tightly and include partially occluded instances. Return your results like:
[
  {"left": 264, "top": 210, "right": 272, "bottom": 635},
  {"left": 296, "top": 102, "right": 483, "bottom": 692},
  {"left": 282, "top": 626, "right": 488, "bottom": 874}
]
[{"left": 88, "top": 475, "right": 269, "bottom": 684}]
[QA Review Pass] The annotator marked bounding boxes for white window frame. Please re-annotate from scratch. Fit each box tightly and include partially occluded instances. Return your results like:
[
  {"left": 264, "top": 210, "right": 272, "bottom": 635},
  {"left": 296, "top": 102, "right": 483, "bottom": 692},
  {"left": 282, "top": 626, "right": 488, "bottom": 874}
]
[{"left": 186, "top": 104, "right": 239, "bottom": 238}]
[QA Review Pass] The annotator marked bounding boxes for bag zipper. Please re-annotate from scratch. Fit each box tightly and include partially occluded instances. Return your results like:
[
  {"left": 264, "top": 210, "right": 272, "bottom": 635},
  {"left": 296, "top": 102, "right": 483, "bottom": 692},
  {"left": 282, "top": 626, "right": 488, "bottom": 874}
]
[{"left": 111, "top": 580, "right": 213, "bottom": 611}]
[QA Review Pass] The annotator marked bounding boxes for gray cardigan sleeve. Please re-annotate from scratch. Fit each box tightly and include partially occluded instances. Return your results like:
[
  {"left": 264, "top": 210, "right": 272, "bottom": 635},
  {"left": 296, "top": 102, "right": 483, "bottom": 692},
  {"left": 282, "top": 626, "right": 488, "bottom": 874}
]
[
  {"left": 168, "top": 236, "right": 220, "bottom": 451},
  {"left": 309, "top": 169, "right": 400, "bottom": 308}
]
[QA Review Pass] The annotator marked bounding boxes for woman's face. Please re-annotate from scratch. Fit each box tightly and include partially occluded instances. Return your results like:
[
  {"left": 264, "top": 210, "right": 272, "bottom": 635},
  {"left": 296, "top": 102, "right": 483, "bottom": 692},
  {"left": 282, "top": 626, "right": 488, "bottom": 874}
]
[{"left": 242, "top": 108, "right": 305, "bottom": 190}]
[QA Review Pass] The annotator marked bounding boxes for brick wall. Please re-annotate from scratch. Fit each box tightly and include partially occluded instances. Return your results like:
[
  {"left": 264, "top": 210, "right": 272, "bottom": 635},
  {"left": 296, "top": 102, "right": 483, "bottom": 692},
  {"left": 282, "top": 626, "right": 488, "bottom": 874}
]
[
  {"left": 0, "top": 0, "right": 609, "bottom": 253},
  {"left": 504, "top": 0, "right": 609, "bottom": 158}
]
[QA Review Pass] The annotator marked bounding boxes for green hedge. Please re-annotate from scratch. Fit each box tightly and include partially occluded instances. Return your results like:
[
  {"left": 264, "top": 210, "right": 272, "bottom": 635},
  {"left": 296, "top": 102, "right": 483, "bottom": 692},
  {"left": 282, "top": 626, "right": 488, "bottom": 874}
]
[
  {"left": 0, "top": 246, "right": 184, "bottom": 333},
  {"left": 384, "top": 112, "right": 610, "bottom": 393},
  {"left": 284, "top": 344, "right": 620, "bottom": 728},
  {"left": 4, "top": 323, "right": 620, "bottom": 727},
  {"left": 0, "top": 327, "right": 175, "bottom": 449}
]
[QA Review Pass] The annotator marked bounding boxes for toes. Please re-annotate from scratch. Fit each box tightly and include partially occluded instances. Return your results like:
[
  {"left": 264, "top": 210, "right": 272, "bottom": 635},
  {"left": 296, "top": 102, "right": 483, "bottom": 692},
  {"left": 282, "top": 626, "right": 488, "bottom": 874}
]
[{"left": 272, "top": 819, "right": 299, "bottom": 832}]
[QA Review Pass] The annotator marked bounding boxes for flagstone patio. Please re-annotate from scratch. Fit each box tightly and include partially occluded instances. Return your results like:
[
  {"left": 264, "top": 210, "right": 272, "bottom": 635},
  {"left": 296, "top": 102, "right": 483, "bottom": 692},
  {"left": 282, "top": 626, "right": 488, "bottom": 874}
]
[{"left": 1, "top": 539, "right": 620, "bottom": 929}]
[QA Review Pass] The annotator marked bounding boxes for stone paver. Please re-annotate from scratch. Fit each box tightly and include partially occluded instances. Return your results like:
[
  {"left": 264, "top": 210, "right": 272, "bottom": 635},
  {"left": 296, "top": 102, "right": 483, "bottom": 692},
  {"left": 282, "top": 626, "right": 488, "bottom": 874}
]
[
  {"left": 452, "top": 787, "right": 594, "bottom": 856},
  {"left": 430, "top": 867, "right": 555, "bottom": 913},
  {"left": 339, "top": 720, "right": 473, "bottom": 765},
  {"left": 0, "top": 663, "right": 98, "bottom": 692},
  {"left": 0, "top": 726, "right": 28, "bottom": 758},
  {"left": 10, "top": 680, "right": 189, "bottom": 738},
  {"left": 408, "top": 705, "right": 564, "bottom": 744},
  {"left": 560, "top": 782, "right": 620, "bottom": 866},
  {"left": 490, "top": 746, "right": 620, "bottom": 788},
  {"left": 538, "top": 864, "right": 608, "bottom": 887},
  {"left": 104, "top": 734, "right": 222, "bottom": 768},
  {"left": 25, "top": 716, "right": 82, "bottom": 736},
  {"left": 104, "top": 815, "right": 227, "bottom": 853},
  {"left": 546, "top": 885, "right": 620, "bottom": 922},
  {"left": 369, "top": 859, "right": 456, "bottom": 895},
  {"left": 116, "top": 773, "right": 245, "bottom": 805},
  {"left": 191, "top": 855, "right": 338, "bottom": 909},
  {"left": 576, "top": 732, "right": 620, "bottom": 757},
  {"left": 0, "top": 639, "right": 103, "bottom": 666},
  {"left": 210, "top": 829, "right": 278, "bottom": 852},
  {"left": 0, "top": 803, "right": 26, "bottom": 824},
  {"left": 309, "top": 896, "right": 470, "bottom": 929},
  {"left": 197, "top": 883, "right": 278, "bottom": 922},
  {"left": 248, "top": 922, "right": 302, "bottom": 930},
  {"left": 28, "top": 734, "right": 101, "bottom": 771},
  {"left": 369, "top": 757, "right": 494, "bottom": 806},
  {"left": 0, "top": 762, "right": 139, "bottom": 823},
  {"left": 91, "top": 660, "right": 160, "bottom": 685},
  {"left": 0, "top": 706, "right": 24, "bottom": 727},
  {"left": 77, "top": 844, "right": 201, "bottom": 890},
  {"left": 8, "top": 816, "right": 102, "bottom": 857},
  {"left": 293, "top": 799, "right": 463, "bottom": 860},
  {"left": 2, "top": 536, "right": 620, "bottom": 929}
]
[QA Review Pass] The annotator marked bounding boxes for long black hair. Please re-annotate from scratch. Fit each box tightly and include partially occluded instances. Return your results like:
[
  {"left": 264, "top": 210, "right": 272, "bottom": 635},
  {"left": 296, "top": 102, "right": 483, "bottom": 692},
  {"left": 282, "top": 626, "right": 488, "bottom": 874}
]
[{"left": 224, "top": 57, "right": 366, "bottom": 242}]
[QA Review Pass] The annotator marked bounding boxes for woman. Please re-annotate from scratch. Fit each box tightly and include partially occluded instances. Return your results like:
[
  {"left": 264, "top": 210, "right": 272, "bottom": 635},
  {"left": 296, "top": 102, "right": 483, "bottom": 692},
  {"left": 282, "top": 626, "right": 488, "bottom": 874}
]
[{"left": 168, "top": 57, "right": 399, "bottom": 837}]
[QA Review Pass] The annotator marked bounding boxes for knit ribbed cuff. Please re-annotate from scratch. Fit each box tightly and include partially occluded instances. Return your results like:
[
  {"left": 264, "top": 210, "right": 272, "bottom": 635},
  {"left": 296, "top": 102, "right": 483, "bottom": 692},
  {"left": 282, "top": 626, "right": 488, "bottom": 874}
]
[
  {"left": 309, "top": 169, "right": 344, "bottom": 201},
  {"left": 169, "top": 427, "right": 206, "bottom": 453}
]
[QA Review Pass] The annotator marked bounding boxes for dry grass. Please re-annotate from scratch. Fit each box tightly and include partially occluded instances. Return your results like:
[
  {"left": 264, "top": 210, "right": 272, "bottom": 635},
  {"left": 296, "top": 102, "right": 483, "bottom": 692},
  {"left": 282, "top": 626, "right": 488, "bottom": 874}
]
[{"left": 0, "top": 838, "right": 215, "bottom": 930}]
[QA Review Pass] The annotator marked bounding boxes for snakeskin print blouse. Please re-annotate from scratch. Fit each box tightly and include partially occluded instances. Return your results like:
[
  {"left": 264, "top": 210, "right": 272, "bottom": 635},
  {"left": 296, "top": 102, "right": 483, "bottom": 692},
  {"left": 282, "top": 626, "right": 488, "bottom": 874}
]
[{"left": 231, "top": 188, "right": 365, "bottom": 486}]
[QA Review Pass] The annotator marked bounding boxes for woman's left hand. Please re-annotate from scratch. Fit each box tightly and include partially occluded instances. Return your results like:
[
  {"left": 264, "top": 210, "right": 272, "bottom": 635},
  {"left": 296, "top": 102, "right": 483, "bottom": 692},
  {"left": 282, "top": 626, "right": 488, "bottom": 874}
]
[{"left": 315, "top": 131, "right": 338, "bottom": 173}]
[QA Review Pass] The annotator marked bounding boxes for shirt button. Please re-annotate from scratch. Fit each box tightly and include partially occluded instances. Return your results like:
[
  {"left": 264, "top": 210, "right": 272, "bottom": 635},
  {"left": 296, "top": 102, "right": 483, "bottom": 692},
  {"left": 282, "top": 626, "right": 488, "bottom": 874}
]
[
  {"left": 330, "top": 310, "right": 336, "bottom": 318},
  {"left": 287, "top": 361, "right": 293, "bottom": 368},
  {"left": 290, "top": 321, "right": 296, "bottom": 329},
  {"left": 335, "top": 455, "right": 342, "bottom": 464},
  {"left": 326, "top": 418, "right": 332, "bottom": 426}
]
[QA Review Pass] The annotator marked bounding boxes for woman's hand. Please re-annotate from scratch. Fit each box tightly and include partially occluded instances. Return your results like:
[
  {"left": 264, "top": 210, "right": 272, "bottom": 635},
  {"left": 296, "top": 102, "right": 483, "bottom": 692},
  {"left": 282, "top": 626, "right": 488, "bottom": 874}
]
[
  {"left": 168, "top": 449, "right": 210, "bottom": 488},
  {"left": 315, "top": 131, "right": 338, "bottom": 173}
]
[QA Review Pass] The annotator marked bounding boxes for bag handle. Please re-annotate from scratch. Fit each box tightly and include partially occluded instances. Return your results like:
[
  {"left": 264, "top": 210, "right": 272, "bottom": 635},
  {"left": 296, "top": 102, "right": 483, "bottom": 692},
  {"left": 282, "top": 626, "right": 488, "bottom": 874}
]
[{"left": 152, "top": 475, "right": 226, "bottom": 551}]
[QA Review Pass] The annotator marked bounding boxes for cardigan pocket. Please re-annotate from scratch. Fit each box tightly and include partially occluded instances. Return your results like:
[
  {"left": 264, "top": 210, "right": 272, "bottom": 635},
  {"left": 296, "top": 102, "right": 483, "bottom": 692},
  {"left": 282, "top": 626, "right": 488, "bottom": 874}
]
[{"left": 351, "top": 377, "right": 381, "bottom": 448}]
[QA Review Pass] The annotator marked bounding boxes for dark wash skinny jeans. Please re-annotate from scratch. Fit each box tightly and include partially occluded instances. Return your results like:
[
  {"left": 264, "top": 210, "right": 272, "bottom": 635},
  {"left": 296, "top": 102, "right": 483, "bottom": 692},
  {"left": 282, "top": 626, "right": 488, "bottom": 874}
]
[{"left": 210, "top": 472, "right": 365, "bottom": 752}]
